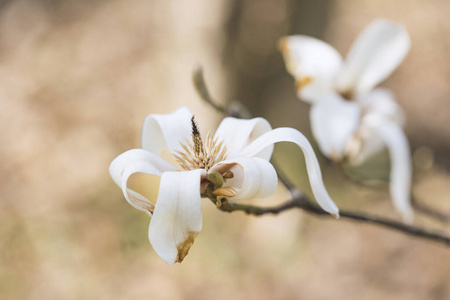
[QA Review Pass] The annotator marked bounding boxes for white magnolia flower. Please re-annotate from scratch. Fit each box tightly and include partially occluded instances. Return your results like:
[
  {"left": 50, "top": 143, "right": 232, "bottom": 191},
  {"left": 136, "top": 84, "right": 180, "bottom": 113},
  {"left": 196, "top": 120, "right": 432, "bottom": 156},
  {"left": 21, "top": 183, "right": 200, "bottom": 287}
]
[
  {"left": 279, "top": 19, "right": 413, "bottom": 221},
  {"left": 110, "top": 107, "right": 339, "bottom": 264}
]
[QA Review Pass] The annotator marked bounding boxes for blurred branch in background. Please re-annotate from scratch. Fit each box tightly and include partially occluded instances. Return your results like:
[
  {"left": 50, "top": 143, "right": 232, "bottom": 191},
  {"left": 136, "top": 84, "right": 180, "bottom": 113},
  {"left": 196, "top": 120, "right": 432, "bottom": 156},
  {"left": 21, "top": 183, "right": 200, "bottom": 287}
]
[
  {"left": 194, "top": 65, "right": 450, "bottom": 247},
  {"left": 412, "top": 196, "right": 450, "bottom": 223},
  {"left": 222, "top": 0, "right": 331, "bottom": 116},
  {"left": 343, "top": 150, "right": 450, "bottom": 224}
]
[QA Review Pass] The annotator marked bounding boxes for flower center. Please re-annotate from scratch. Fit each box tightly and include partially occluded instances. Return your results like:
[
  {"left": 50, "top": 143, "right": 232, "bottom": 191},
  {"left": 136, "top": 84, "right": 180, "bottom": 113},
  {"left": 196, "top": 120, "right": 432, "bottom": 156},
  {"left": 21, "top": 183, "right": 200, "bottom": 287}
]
[{"left": 172, "top": 116, "right": 228, "bottom": 171}]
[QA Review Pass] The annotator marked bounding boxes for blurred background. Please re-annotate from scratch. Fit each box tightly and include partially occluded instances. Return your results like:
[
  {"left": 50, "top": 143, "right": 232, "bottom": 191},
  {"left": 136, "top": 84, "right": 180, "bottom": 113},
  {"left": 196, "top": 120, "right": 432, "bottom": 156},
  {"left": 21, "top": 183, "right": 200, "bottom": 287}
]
[{"left": 1, "top": 0, "right": 450, "bottom": 299}]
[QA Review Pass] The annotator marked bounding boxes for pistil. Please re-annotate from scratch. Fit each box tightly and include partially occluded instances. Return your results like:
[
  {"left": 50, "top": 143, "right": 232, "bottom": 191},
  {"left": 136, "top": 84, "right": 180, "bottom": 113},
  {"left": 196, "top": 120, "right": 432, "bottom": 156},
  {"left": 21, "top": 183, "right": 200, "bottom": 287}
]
[
  {"left": 191, "top": 116, "right": 205, "bottom": 157},
  {"left": 173, "top": 117, "right": 228, "bottom": 171}
]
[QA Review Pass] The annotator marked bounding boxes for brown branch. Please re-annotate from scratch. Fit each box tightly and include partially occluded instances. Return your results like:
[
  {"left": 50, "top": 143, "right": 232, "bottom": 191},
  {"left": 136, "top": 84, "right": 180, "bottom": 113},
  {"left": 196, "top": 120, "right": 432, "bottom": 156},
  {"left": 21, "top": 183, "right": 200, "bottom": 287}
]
[
  {"left": 211, "top": 191, "right": 450, "bottom": 246},
  {"left": 194, "top": 65, "right": 450, "bottom": 248},
  {"left": 338, "top": 209, "right": 450, "bottom": 245}
]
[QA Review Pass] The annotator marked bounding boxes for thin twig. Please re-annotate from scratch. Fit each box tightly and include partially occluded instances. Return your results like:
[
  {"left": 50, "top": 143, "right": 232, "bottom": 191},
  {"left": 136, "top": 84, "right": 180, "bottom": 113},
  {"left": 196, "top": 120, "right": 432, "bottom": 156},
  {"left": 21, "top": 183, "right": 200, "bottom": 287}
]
[
  {"left": 214, "top": 194, "right": 450, "bottom": 245},
  {"left": 412, "top": 195, "right": 450, "bottom": 223},
  {"left": 194, "top": 65, "right": 450, "bottom": 248},
  {"left": 192, "top": 66, "right": 229, "bottom": 116},
  {"left": 339, "top": 210, "right": 450, "bottom": 244}
]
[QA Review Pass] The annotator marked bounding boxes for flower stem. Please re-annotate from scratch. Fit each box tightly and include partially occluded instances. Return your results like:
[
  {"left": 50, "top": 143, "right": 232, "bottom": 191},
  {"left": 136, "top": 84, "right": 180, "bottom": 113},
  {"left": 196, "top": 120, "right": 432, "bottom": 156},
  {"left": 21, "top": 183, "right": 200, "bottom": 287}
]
[{"left": 192, "top": 65, "right": 229, "bottom": 116}]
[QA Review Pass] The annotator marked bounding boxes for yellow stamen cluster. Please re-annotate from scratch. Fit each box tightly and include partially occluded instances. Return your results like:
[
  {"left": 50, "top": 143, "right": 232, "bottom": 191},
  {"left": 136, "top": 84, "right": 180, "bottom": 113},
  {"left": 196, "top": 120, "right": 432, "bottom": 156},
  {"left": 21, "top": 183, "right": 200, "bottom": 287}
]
[{"left": 173, "top": 117, "right": 228, "bottom": 171}]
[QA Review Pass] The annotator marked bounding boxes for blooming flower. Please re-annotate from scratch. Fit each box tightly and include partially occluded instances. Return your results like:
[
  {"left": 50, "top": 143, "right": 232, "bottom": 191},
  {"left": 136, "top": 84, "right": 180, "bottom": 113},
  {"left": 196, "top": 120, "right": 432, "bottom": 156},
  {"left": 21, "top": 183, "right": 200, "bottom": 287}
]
[
  {"left": 110, "top": 107, "right": 339, "bottom": 264},
  {"left": 279, "top": 19, "right": 413, "bottom": 221}
]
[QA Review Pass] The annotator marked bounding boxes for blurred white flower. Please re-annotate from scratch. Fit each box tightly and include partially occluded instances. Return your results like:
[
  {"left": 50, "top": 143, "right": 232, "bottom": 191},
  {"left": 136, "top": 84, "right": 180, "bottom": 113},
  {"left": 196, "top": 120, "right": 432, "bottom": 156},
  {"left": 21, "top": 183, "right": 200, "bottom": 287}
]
[
  {"left": 110, "top": 107, "right": 339, "bottom": 264},
  {"left": 280, "top": 19, "right": 413, "bottom": 221}
]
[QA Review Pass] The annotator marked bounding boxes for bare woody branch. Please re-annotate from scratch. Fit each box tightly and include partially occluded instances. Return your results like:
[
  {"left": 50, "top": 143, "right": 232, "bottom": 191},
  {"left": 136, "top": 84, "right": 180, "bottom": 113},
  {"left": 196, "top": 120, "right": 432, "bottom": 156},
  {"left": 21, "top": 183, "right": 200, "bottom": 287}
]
[{"left": 211, "top": 192, "right": 450, "bottom": 246}]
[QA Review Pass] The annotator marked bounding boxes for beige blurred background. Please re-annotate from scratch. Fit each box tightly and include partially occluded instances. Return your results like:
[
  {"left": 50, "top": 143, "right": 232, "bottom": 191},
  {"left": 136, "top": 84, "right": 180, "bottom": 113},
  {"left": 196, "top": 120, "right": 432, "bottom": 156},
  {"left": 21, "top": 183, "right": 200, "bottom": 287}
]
[{"left": 1, "top": 0, "right": 450, "bottom": 299}]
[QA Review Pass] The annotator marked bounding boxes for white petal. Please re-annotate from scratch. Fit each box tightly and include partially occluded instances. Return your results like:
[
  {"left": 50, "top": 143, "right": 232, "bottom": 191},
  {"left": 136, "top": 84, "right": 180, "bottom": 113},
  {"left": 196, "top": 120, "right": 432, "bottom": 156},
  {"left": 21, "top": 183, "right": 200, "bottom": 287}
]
[
  {"left": 360, "top": 88, "right": 405, "bottom": 125},
  {"left": 347, "top": 128, "right": 385, "bottom": 166},
  {"left": 214, "top": 117, "right": 273, "bottom": 160},
  {"left": 149, "top": 169, "right": 203, "bottom": 264},
  {"left": 109, "top": 149, "right": 176, "bottom": 214},
  {"left": 141, "top": 107, "right": 193, "bottom": 155},
  {"left": 110, "top": 149, "right": 175, "bottom": 186},
  {"left": 336, "top": 19, "right": 410, "bottom": 96},
  {"left": 369, "top": 121, "right": 413, "bottom": 221},
  {"left": 240, "top": 128, "right": 339, "bottom": 216},
  {"left": 279, "top": 36, "right": 343, "bottom": 103},
  {"left": 346, "top": 88, "right": 405, "bottom": 164},
  {"left": 210, "top": 157, "right": 278, "bottom": 200},
  {"left": 310, "top": 94, "right": 361, "bottom": 160}
]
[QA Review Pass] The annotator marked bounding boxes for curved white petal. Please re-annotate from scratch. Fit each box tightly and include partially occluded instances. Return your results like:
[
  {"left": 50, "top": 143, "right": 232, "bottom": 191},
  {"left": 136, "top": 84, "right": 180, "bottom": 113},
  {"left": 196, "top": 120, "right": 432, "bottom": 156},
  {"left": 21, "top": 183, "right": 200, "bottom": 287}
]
[
  {"left": 240, "top": 128, "right": 339, "bottom": 216},
  {"left": 279, "top": 36, "right": 343, "bottom": 103},
  {"left": 110, "top": 149, "right": 176, "bottom": 186},
  {"left": 109, "top": 149, "right": 176, "bottom": 214},
  {"left": 214, "top": 117, "right": 273, "bottom": 160},
  {"left": 210, "top": 157, "right": 278, "bottom": 200},
  {"left": 310, "top": 94, "right": 361, "bottom": 160},
  {"left": 120, "top": 166, "right": 160, "bottom": 216},
  {"left": 335, "top": 19, "right": 410, "bottom": 96},
  {"left": 141, "top": 106, "right": 193, "bottom": 155},
  {"left": 369, "top": 121, "right": 413, "bottom": 222},
  {"left": 149, "top": 169, "right": 203, "bottom": 265}
]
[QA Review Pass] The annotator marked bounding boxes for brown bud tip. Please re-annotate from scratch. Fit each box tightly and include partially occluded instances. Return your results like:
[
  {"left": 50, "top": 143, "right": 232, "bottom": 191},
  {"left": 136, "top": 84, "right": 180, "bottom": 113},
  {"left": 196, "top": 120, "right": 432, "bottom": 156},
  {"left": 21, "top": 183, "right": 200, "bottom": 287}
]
[
  {"left": 223, "top": 171, "right": 234, "bottom": 180},
  {"left": 212, "top": 186, "right": 237, "bottom": 198}
]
